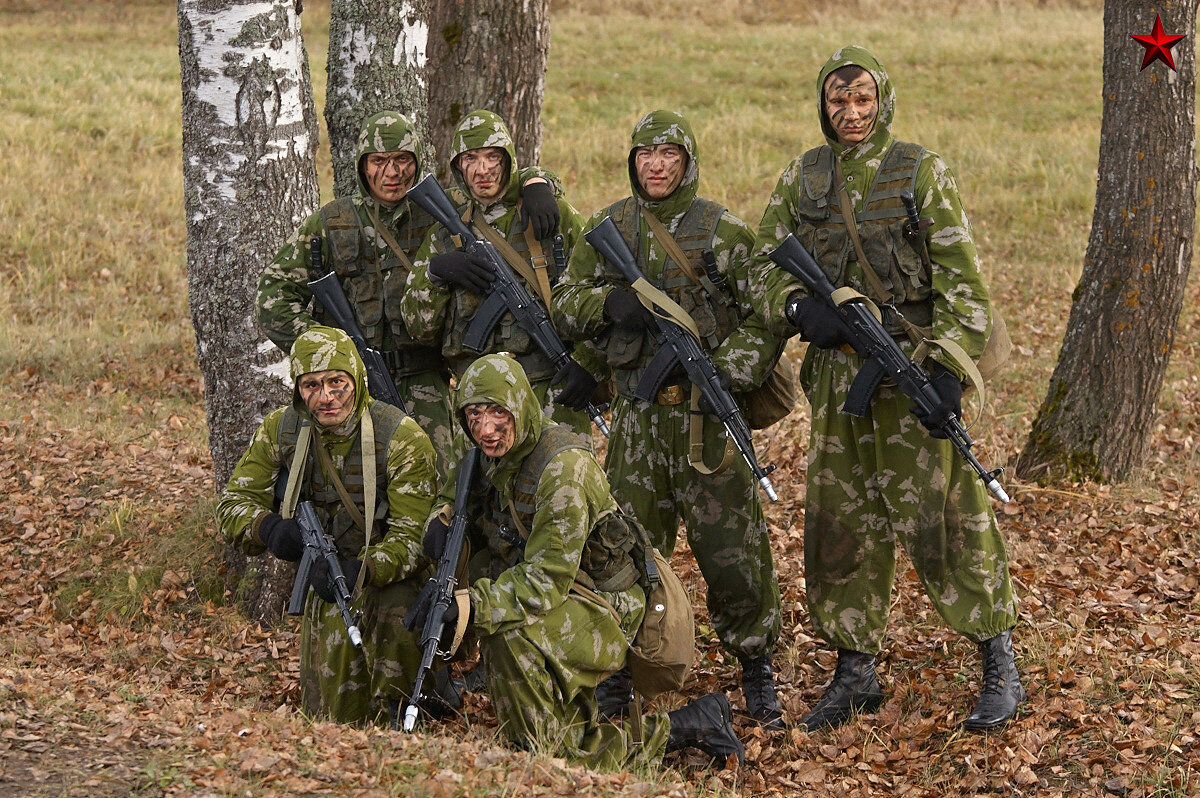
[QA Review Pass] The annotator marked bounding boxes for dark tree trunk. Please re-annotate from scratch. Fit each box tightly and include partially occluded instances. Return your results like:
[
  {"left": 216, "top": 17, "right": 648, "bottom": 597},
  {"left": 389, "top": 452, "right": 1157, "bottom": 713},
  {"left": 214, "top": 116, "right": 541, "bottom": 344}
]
[
  {"left": 326, "top": 0, "right": 432, "bottom": 197},
  {"left": 178, "top": 0, "right": 319, "bottom": 620},
  {"left": 427, "top": 0, "right": 550, "bottom": 175},
  {"left": 1016, "top": 1, "right": 1197, "bottom": 483}
]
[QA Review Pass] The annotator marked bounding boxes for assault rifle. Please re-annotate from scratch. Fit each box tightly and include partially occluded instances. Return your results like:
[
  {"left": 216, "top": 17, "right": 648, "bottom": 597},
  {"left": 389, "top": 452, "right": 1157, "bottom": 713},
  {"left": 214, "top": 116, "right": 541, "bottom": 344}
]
[
  {"left": 767, "top": 234, "right": 1010, "bottom": 503},
  {"left": 406, "top": 175, "right": 610, "bottom": 437},
  {"left": 307, "top": 236, "right": 408, "bottom": 412},
  {"left": 286, "top": 500, "right": 364, "bottom": 647},
  {"left": 403, "top": 446, "right": 481, "bottom": 732},
  {"left": 584, "top": 217, "right": 778, "bottom": 502}
]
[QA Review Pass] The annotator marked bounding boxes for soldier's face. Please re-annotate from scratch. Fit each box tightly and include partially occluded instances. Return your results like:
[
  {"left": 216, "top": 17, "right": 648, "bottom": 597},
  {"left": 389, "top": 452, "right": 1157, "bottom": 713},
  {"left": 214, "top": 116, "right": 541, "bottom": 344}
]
[
  {"left": 634, "top": 144, "right": 686, "bottom": 200},
  {"left": 457, "top": 147, "right": 509, "bottom": 204},
  {"left": 465, "top": 402, "right": 516, "bottom": 458},
  {"left": 298, "top": 369, "right": 356, "bottom": 428},
  {"left": 824, "top": 72, "right": 878, "bottom": 147},
  {"left": 363, "top": 150, "right": 417, "bottom": 205}
]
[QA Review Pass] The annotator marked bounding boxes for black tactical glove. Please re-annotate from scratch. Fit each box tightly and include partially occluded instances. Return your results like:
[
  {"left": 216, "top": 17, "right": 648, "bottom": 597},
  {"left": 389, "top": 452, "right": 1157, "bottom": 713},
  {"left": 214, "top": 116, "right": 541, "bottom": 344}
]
[
  {"left": 697, "top": 366, "right": 733, "bottom": 415},
  {"left": 402, "top": 580, "right": 473, "bottom": 643},
  {"left": 423, "top": 516, "right": 450, "bottom": 565},
  {"left": 911, "top": 360, "right": 963, "bottom": 439},
  {"left": 553, "top": 360, "right": 599, "bottom": 411},
  {"left": 785, "top": 292, "right": 853, "bottom": 350},
  {"left": 429, "top": 250, "right": 494, "bottom": 294},
  {"left": 604, "top": 288, "right": 653, "bottom": 333},
  {"left": 311, "top": 557, "right": 362, "bottom": 604},
  {"left": 257, "top": 512, "right": 304, "bottom": 562},
  {"left": 521, "top": 180, "right": 560, "bottom": 240}
]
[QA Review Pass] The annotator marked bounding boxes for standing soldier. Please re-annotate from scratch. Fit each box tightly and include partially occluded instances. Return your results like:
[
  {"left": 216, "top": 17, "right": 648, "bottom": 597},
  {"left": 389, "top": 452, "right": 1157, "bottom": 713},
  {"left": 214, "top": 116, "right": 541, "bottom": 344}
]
[
  {"left": 749, "top": 45, "right": 1024, "bottom": 731},
  {"left": 215, "top": 326, "right": 440, "bottom": 726},
  {"left": 400, "top": 110, "right": 598, "bottom": 436},
  {"left": 552, "top": 110, "right": 787, "bottom": 729}
]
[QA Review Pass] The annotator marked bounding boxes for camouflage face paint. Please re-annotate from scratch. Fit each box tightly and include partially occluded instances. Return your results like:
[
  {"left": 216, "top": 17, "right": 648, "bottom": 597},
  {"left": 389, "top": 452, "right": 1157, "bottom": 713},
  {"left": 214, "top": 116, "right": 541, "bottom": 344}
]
[
  {"left": 456, "top": 147, "right": 509, "bottom": 204},
  {"left": 299, "top": 369, "right": 357, "bottom": 428},
  {"left": 633, "top": 143, "right": 687, "bottom": 200},
  {"left": 362, "top": 150, "right": 417, "bottom": 204},
  {"left": 465, "top": 402, "right": 517, "bottom": 457},
  {"left": 823, "top": 72, "right": 878, "bottom": 147}
]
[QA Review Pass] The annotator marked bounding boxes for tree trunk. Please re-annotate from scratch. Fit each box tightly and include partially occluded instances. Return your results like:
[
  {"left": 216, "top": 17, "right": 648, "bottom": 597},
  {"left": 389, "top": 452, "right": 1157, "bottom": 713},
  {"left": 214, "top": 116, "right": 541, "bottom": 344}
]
[
  {"left": 427, "top": 0, "right": 549, "bottom": 176},
  {"left": 179, "top": 0, "right": 320, "bottom": 620},
  {"left": 1016, "top": 1, "right": 1197, "bottom": 483},
  {"left": 326, "top": 0, "right": 432, "bottom": 197}
]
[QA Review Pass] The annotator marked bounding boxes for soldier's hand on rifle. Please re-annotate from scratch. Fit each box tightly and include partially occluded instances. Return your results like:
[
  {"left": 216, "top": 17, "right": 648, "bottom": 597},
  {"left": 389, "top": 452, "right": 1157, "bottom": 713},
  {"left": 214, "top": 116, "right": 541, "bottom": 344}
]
[
  {"left": 521, "top": 179, "right": 560, "bottom": 240},
  {"left": 553, "top": 360, "right": 599, "bottom": 411},
  {"left": 403, "top": 581, "right": 473, "bottom": 640},
  {"left": 785, "top": 291, "right": 853, "bottom": 349},
  {"left": 604, "top": 288, "right": 653, "bottom": 333},
  {"left": 312, "top": 557, "right": 362, "bottom": 603},
  {"left": 423, "top": 516, "right": 450, "bottom": 564},
  {"left": 429, "top": 250, "right": 494, "bottom": 294},
  {"left": 911, "top": 361, "right": 963, "bottom": 438},
  {"left": 256, "top": 513, "right": 304, "bottom": 562},
  {"left": 697, "top": 366, "right": 733, "bottom": 415}
]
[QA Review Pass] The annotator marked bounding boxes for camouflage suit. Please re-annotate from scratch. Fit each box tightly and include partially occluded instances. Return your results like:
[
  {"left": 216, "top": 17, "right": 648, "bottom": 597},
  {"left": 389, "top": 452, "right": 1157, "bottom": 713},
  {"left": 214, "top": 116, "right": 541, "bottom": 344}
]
[
  {"left": 749, "top": 47, "right": 1017, "bottom": 655},
  {"left": 256, "top": 111, "right": 457, "bottom": 484},
  {"left": 400, "top": 110, "right": 593, "bottom": 437},
  {"left": 551, "top": 110, "right": 783, "bottom": 663},
  {"left": 432, "top": 354, "right": 670, "bottom": 769},
  {"left": 216, "top": 326, "right": 436, "bottom": 723}
]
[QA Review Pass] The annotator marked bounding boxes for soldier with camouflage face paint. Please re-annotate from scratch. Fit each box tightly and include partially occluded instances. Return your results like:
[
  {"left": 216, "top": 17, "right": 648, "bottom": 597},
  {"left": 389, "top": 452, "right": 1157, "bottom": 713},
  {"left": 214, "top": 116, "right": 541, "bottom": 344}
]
[
  {"left": 216, "top": 326, "right": 444, "bottom": 726},
  {"left": 749, "top": 46, "right": 1024, "bottom": 732},
  {"left": 403, "top": 354, "right": 744, "bottom": 769},
  {"left": 551, "top": 110, "right": 787, "bottom": 729},
  {"left": 400, "top": 110, "right": 598, "bottom": 436}
]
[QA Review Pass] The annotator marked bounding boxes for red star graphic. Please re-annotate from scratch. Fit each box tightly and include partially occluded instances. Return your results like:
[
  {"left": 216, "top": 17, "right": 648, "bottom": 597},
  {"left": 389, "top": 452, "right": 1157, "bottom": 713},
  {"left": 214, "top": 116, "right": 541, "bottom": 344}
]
[{"left": 1130, "top": 14, "right": 1187, "bottom": 71}]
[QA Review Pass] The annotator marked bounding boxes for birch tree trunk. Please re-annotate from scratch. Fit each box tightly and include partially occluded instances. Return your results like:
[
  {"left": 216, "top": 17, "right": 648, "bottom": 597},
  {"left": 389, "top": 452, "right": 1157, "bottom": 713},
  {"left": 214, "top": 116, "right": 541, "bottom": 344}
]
[
  {"left": 179, "top": 0, "right": 320, "bottom": 620},
  {"left": 427, "top": 0, "right": 550, "bottom": 174},
  {"left": 326, "top": 0, "right": 431, "bottom": 197},
  {"left": 1016, "top": 1, "right": 1197, "bottom": 483}
]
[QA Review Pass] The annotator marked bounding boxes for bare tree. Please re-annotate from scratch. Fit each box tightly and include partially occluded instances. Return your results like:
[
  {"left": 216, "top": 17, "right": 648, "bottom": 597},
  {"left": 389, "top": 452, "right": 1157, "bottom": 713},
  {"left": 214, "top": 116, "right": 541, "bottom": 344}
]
[
  {"left": 179, "top": 0, "right": 319, "bottom": 619},
  {"left": 326, "top": 0, "right": 432, "bottom": 196},
  {"left": 426, "top": 0, "right": 550, "bottom": 173},
  {"left": 1016, "top": 2, "right": 1197, "bottom": 483}
]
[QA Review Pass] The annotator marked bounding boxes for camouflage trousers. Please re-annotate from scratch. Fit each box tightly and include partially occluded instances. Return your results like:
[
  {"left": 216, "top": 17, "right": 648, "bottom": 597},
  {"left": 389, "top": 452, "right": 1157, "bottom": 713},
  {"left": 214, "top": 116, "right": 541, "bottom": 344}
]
[
  {"left": 605, "top": 394, "right": 782, "bottom": 661},
  {"left": 397, "top": 370, "right": 457, "bottom": 487},
  {"left": 800, "top": 346, "right": 1018, "bottom": 655},
  {"left": 299, "top": 577, "right": 424, "bottom": 724},
  {"left": 481, "top": 586, "right": 670, "bottom": 770}
]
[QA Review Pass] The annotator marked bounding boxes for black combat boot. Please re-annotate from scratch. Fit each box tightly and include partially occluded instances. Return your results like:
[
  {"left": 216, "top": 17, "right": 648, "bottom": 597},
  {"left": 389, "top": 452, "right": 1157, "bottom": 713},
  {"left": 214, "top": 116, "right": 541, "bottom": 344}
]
[
  {"left": 740, "top": 654, "right": 785, "bottom": 730},
  {"left": 595, "top": 666, "right": 633, "bottom": 720},
  {"left": 797, "top": 649, "right": 885, "bottom": 730},
  {"left": 666, "top": 692, "right": 745, "bottom": 766},
  {"left": 963, "top": 629, "right": 1025, "bottom": 731}
]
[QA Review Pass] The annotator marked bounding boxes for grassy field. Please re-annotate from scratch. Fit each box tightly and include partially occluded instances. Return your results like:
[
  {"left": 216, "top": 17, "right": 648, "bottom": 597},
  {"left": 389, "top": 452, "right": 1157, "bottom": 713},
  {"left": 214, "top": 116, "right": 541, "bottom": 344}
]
[{"left": 3, "top": 0, "right": 1200, "bottom": 795}]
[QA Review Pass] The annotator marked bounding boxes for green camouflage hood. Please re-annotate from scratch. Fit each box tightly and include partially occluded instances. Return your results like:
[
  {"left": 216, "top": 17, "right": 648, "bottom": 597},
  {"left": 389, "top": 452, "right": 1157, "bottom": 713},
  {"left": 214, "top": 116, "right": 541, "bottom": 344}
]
[
  {"left": 455, "top": 353, "right": 549, "bottom": 487},
  {"left": 289, "top": 325, "right": 369, "bottom": 427},
  {"left": 354, "top": 110, "right": 425, "bottom": 200},
  {"left": 628, "top": 109, "right": 699, "bottom": 219},
  {"left": 816, "top": 46, "right": 896, "bottom": 156},
  {"left": 450, "top": 109, "right": 519, "bottom": 207}
]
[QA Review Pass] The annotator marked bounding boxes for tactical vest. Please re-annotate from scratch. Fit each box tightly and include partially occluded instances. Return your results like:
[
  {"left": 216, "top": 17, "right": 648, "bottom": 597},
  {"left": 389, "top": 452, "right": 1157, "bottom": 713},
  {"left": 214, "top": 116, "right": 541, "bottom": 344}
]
[
  {"left": 795, "top": 141, "right": 932, "bottom": 336},
  {"left": 482, "top": 425, "right": 643, "bottom": 593},
  {"left": 319, "top": 198, "right": 443, "bottom": 377},
  {"left": 604, "top": 197, "right": 742, "bottom": 399},
  {"left": 276, "top": 401, "right": 405, "bottom": 560}
]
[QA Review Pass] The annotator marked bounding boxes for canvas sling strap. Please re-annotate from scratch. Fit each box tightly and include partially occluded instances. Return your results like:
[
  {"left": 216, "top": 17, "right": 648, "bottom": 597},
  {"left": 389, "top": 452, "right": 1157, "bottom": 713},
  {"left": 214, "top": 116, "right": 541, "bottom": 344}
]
[
  {"left": 464, "top": 204, "right": 555, "bottom": 307},
  {"left": 363, "top": 204, "right": 417, "bottom": 274},
  {"left": 625, "top": 214, "right": 736, "bottom": 476},
  {"left": 428, "top": 503, "right": 473, "bottom": 659},
  {"left": 833, "top": 159, "right": 987, "bottom": 421}
]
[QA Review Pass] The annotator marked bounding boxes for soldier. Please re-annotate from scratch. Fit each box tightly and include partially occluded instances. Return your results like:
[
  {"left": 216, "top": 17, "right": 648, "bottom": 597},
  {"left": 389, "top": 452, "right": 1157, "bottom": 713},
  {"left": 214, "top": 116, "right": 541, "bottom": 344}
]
[
  {"left": 551, "top": 110, "right": 787, "bottom": 729},
  {"left": 749, "top": 45, "right": 1024, "bottom": 731},
  {"left": 400, "top": 110, "right": 598, "bottom": 436},
  {"left": 216, "top": 326, "right": 442, "bottom": 726},
  {"left": 403, "top": 353, "right": 744, "bottom": 769}
]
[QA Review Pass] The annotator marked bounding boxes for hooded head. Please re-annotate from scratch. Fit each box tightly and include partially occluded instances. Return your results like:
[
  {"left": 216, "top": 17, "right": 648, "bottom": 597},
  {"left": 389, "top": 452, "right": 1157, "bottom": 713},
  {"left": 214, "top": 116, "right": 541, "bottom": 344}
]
[
  {"left": 289, "top": 326, "right": 369, "bottom": 433},
  {"left": 454, "top": 354, "right": 548, "bottom": 479},
  {"left": 355, "top": 110, "right": 424, "bottom": 205},
  {"left": 816, "top": 46, "right": 895, "bottom": 154},
  {"left": 450, "top": 110, "right": 519, "bottom": 207},
  {"left": 628, "top": 109, "right": 699, "bottom": 217}
]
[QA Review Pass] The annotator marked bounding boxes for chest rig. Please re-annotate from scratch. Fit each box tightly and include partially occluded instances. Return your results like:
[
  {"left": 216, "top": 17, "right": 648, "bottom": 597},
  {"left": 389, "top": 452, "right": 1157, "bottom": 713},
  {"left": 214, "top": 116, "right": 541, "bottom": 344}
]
[
  {"left": 276, "top": 402, "right": 404, "bottom": 560},
  {"left": 795, "top": 141, "right": 932, "bottom": 337},
  {"left": 604, "top": 197, "right": 741, "bottom": 399}
]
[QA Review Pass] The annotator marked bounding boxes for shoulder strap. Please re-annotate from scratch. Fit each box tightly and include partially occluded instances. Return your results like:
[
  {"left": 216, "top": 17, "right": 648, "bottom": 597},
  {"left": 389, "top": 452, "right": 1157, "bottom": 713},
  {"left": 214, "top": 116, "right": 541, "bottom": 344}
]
[
  {"left": 279, "top": 415, "right": 311, "bottom": 519},
  {"left": 363, "top": 203, "right": 416, "bottom": 274},
  {"left": 521, "top": 218, "right": 554, "bottom": 304},
  {"left": 473, "top": 214, "right": 553, "bottom": 308}
]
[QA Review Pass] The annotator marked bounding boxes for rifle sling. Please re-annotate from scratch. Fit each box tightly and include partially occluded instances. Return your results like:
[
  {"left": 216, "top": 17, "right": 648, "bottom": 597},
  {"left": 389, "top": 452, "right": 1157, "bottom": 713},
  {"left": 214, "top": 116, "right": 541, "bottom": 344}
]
[
  {"left": 640, "top": 208, "right": 723, "bottom": 349},
  {"left": 364, "top": 204, "right": 416, "bottom": 274},
  {"left": 466, "top": 205, "right": 555, "bottom": 308},
  {"left": 311, "top": 413, "right": 375, "bottom": 594}
]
